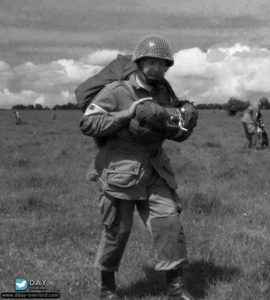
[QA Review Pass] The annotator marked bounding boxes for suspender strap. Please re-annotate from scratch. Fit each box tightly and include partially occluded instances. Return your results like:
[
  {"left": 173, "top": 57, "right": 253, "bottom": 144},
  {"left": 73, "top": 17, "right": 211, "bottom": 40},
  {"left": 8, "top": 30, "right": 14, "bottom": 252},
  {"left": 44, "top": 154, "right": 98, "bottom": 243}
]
[{"left": 120, "top": 80, "right": 139, "bottom": 102}]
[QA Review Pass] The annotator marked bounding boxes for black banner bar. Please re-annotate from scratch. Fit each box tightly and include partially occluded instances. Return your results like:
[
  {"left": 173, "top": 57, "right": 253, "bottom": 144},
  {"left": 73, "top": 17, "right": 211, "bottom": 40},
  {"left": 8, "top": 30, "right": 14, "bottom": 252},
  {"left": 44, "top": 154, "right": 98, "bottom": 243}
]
[{"left": 1, "top": 292, "right": 60, "bottom": 299}]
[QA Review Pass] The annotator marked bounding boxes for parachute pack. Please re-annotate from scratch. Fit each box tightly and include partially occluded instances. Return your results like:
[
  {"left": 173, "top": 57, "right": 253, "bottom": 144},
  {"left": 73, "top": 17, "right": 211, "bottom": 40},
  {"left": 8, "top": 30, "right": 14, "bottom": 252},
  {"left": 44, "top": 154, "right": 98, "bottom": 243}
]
[
  {"left": 75, "top": 54, "right": 136, "bottom": 112},
  {"left": 75, "top": 54, "right": 178, "bottom": 112}
]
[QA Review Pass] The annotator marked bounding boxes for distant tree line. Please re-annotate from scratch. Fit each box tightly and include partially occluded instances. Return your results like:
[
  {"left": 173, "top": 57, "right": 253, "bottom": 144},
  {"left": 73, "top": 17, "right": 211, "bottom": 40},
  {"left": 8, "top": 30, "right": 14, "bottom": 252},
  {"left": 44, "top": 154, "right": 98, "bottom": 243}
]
[
  {"left": 12, "top": 104, "right": 50, "bottom": 110},
  {"left": 196, "top": 103, "right": 224, "bottom": 110},
  {"left": 224, "top": 98, "right": 249, "bottom": 116},
  {"left": 52, "top": 103, "right": 79, "bottom": 110},
  {"left": 11, "top": 98, "right": 270, "bottom": 112},
  {"left": 197, "top": 97, "right": 270, "bottom": 113},
  {"left": 12, "top": 102, "right": 79, "bottom": 110},
  {"left": 224, "top": 97, "right": 270, "bottom": 116}
]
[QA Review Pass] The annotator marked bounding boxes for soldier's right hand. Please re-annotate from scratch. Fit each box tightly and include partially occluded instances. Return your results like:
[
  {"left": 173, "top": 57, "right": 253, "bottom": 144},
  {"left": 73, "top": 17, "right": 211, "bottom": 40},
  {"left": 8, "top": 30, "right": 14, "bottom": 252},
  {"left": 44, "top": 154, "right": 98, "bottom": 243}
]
[{"left": 126, "top": 97, "right": 153, "bottom": 118}]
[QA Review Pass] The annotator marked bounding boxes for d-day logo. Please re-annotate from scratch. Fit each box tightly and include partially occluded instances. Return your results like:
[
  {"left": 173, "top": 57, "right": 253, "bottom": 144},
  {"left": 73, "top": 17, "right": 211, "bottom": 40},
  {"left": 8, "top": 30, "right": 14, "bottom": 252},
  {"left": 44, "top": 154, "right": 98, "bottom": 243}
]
[{"left": 15, "top": 279, "right": 28, "bottom": 291}]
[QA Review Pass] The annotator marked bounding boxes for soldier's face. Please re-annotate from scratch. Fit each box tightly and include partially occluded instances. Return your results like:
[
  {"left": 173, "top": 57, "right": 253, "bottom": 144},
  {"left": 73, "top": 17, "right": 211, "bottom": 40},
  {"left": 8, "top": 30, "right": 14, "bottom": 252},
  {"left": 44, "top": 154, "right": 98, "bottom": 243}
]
[{"left": 138, "top": 58, "right": 168, "bottom": 85}]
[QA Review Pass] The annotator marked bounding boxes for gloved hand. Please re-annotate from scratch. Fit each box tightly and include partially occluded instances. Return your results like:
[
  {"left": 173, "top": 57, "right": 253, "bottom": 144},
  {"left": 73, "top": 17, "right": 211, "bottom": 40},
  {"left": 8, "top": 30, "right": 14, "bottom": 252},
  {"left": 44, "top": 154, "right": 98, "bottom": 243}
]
[
  {"left": 129, "top": 101, "right": 169, "bottom": 143},
  {"left": 163, "top": 101, "right": 198, "bottom": 139},
  {"left": 129, "top": 100, "right": 198, "bottom": 142},
  {"left": 134, "top": 101, "right": 169, "bottom": 130},
  {"left": 178, "top": 101, "right": 198, "bottom": 132},
  {"left": 163, "top": 114, "right": 182, "bottom": 138},
  {"left": 126, "top": 97, "right": 153, "bottom": 119},
  {"left": 129, "top": 118, "right": 165, "bottom": 143}
]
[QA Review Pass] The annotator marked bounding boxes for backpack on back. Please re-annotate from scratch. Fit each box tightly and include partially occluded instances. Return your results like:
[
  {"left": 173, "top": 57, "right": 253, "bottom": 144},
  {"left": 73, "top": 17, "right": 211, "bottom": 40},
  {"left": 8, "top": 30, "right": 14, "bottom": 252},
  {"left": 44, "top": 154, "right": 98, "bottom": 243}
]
[
  {"left": 75, "top": 54, "right": 136, "bottom": 112},
  {"left": 75, "top": 54, "right": 178, "bottom": 112}
]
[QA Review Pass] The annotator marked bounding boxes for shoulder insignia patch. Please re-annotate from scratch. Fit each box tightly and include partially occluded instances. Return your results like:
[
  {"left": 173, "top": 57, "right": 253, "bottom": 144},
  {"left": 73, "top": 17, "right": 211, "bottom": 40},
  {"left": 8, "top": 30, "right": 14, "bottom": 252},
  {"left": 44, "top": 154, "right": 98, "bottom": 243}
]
[{"left": 84, "top": 103, "right": 107, "bottom": 116}]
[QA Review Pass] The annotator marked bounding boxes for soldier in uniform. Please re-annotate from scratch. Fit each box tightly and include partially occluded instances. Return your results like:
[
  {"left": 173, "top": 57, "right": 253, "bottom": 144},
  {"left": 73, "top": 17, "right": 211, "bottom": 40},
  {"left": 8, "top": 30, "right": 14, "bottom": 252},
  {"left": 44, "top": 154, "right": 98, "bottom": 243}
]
[
  {"left": 79, "top": 35, "right": 195, "bottom": 300},
  {"left": 241, "top": 97, "right": 268, "bottom": 149},
  {"left": 13, "top": 111, "right": 22, "bottom": 125}
]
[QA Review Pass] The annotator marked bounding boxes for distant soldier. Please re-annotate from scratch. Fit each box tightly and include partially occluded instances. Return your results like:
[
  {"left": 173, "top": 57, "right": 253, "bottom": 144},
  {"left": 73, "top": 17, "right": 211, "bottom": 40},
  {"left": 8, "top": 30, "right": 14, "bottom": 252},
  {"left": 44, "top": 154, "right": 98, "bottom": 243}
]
[
  {"left": 257, "top": 111, "right": 269, "bottom": 148},
  {"left": 52, "top": 111, "right": 56, "bottom": 120},
  {"left": 241, "top": 97, "right": 269, "bottom": 149},
  {"left": 13, "top": 111, "right": 22, "bottom": 125}
]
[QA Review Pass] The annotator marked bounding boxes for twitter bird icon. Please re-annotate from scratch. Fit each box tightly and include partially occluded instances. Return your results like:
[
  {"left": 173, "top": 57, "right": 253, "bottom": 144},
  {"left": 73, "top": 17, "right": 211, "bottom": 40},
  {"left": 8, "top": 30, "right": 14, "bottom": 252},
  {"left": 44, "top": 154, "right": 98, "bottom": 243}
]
[{"left": 15, "top": 279, "right": 28, "bottom": 291}]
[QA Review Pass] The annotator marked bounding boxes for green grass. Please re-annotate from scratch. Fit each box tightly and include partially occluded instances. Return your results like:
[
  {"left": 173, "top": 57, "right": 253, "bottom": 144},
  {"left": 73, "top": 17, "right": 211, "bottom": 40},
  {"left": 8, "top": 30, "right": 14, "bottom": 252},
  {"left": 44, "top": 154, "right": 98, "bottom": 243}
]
[{"left": 1, "top": 110, "right": 270, "bottom": 299}]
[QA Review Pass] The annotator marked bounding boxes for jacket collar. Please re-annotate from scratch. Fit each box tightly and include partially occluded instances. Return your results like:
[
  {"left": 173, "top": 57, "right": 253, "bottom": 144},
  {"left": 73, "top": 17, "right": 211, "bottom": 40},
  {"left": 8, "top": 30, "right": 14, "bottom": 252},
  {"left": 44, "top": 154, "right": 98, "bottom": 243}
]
[{"left": 129, "top": 72, "right": 164, "bottom": 92}]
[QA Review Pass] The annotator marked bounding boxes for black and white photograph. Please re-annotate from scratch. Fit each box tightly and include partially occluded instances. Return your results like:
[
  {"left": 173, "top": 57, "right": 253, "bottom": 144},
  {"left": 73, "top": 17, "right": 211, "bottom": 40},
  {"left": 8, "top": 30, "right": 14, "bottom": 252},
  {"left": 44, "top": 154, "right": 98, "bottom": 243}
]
[{"left": 1, "top": 1, "right": 270, "bottom": 299}]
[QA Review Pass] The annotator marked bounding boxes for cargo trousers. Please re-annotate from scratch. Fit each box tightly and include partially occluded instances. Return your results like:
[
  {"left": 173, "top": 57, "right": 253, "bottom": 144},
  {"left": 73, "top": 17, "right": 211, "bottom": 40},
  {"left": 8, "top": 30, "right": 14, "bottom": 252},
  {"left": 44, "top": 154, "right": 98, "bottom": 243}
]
[
  {"left": 94, "top": 176, "right": 187, "bottom": 272},
  {"left": 242, "top": 122, "right": 260, "bottom": 148}
]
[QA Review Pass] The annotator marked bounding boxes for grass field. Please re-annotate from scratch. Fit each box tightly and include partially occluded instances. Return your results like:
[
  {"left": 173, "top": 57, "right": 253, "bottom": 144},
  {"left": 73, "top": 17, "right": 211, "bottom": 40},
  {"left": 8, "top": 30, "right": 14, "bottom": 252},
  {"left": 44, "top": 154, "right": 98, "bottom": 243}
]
[{"left": 1, "top": 109, "right": 270, "bottom": 300}]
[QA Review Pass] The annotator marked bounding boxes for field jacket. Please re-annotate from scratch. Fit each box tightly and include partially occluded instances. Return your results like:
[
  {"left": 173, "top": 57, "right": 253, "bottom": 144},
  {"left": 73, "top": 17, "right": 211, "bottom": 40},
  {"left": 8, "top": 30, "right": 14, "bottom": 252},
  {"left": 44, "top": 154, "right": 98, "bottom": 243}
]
[
  {"left": 80, "top": 73, "right": 183, "bottom": 200},
  {"left": 241, "top": 100, "right": 262, "bottom": 127}
]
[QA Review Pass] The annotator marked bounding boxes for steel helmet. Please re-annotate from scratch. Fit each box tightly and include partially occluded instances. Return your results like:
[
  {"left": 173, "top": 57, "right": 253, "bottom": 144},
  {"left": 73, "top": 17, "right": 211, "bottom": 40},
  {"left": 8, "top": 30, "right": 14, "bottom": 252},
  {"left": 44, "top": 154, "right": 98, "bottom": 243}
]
[{"left": 132, "top": 35, "right": 174, "bottom": 67}]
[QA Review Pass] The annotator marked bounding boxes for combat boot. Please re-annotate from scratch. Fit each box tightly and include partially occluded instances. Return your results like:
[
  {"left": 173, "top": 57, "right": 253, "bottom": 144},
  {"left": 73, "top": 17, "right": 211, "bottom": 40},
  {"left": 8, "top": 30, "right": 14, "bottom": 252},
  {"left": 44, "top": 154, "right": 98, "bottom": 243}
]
[
  {"left": 100, "top": 271, "right": 118, "bottom": 300},
  {"left": 166, "top": 268, "right": 194, "bottom": 300}
]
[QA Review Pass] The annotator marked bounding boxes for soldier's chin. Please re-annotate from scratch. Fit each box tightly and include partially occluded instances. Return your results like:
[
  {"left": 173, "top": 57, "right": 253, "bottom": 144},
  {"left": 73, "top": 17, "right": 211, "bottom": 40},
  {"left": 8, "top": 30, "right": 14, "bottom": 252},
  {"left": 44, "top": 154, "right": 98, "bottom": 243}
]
[{"left": 146, "top": 76, "right": 162, "bottom": 85}]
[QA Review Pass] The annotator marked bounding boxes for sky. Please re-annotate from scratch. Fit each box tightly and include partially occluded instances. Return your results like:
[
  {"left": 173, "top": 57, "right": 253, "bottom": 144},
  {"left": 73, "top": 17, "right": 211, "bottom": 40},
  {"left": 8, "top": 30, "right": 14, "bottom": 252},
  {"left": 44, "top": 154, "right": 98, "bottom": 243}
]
[{"left": 1, "top": 0, "right": 270, "bottom": 108}]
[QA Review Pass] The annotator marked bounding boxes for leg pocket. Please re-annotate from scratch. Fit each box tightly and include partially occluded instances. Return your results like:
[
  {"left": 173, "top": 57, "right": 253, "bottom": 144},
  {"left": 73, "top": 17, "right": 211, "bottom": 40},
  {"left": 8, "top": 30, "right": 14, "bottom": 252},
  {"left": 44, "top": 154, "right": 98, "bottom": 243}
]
[
  {"left": 150, "top": 215, "right": 187, "bottom": 263},
  {"left": 98, "top": 195, "right": 117, "bottom": 227}
]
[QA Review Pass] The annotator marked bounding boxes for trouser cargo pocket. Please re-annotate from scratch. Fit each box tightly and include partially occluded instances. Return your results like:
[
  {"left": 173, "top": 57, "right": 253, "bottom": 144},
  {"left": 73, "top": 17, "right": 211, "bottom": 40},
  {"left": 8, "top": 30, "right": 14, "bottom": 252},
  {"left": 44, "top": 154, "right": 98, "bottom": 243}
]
[
  {"left": 151, "top": 215, "right": 187, "bottom": 263},
  {"left": 98, "top": 195, "right": 117, "bottom": 227}
]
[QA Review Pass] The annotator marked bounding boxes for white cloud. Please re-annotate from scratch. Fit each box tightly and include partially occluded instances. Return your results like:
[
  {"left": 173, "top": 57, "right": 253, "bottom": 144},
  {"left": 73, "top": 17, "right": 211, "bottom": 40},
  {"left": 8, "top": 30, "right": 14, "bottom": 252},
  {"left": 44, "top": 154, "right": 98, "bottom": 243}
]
[
  {"left": 217, "top": 43, "right": 251, "bottom": 56},
  {"left": 0, "top": 49, "right": 120, "bottom": 108},
  {"left": 171, "top": 48, "right": 208, "bottom": 77},
  {"left": 167, "top": 43, "right": 270, "bottom": 103},
  {"left": 0, "top": 89, "right": 42, "bottom": 107},
  {"left": 82, "top": 49, "right": 125, "bottom": 66},
  {"left": 1, "top": 44, "right": 270, "bottom": 108},
  {"left": 57, "top": 59, "right": 101, "bottom": 82}
]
